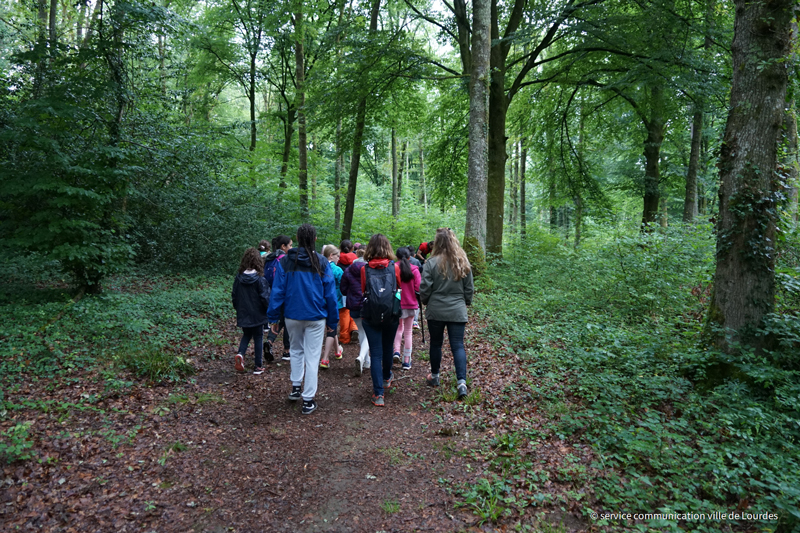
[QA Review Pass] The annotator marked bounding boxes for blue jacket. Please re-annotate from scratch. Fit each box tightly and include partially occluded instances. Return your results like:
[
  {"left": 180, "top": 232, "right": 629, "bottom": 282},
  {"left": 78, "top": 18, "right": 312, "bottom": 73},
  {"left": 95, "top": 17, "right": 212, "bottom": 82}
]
[{"left": 267, "top": 247, "right": 339, "bottom": 330}]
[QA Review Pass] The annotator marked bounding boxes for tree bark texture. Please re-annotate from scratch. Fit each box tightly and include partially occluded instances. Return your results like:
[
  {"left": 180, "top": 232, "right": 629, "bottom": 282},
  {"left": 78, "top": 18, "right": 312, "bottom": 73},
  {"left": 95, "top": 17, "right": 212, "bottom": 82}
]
[
  {"left": 520, "top": 139, "right": 526, "bottom": 236},
  {"left": 295, "top": 7, "right": 308, "bottom": 216},
  {"left": 391, "top": 128, "right": 398, "bottom": 217},
  {"left": 683, "top": 109, "right": 702, "bottom": 222},
  {"left": 707, "top": 0, "right": 795, "bottom": 351},
  {"left": 335, "top": 118, "right": 343, "bottom": 231},
  {"left": 641, "top": 86, "right": 664, "bottom": 227},
  {"left": 463, "top": 0, "right": 490, "bottom": 267},
  {"left": 341, "top": 0, "right": 380, "bottom": 241},
  {"left": 419, "top": 142, "right": 428, "bottom": 214},
  {"left": 398, "top": 141, "right": 407, "bottom": 210},
  {"left": 280, "top": 104, "right": 295, "bottom": 187},
  {"left": 485, "top": 0, "right": 508, "bottom": 256}
]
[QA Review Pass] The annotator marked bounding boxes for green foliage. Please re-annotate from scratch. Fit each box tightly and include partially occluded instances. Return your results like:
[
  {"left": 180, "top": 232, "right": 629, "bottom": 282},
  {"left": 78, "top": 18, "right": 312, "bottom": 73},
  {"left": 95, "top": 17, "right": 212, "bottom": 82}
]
[
  {"left": 472, "top": 223, "right": 800, "bottom": 531},
  {"left": 0, "top": 255, "right": 230, "bottom": 385},
  {"left": 118, "top": 343, "right": 194, "bottom": 384},
  {"left": 0, "top": 422, "right": 35, "bottom": 464}
]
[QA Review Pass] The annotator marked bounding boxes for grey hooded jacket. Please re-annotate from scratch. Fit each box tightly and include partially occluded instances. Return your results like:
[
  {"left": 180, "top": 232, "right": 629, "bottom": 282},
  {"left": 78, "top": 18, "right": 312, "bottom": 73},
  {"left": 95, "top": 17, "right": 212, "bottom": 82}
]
[{"left": 419, "top": 255, "right": 474, "bottom": 322}]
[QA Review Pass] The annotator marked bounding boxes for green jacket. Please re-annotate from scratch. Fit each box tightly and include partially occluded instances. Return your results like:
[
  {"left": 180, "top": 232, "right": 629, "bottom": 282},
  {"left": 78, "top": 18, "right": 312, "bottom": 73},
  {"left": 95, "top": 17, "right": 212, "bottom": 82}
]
[{"left": 419, "top": 256, "right": 474, "bottom": 322}]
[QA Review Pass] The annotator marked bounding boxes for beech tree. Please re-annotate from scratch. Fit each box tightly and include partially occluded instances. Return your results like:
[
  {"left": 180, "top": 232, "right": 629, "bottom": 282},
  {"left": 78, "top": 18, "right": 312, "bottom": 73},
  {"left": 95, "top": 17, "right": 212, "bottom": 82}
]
[{"left": 706, "top": 0, "right": 797, "bottom": 352}]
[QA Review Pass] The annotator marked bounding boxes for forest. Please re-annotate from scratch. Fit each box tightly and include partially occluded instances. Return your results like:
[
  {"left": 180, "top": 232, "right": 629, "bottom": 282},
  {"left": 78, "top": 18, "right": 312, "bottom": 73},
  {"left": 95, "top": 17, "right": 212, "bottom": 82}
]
[{"left": 1, "top": 0, "right": 799, "bottom": 530}]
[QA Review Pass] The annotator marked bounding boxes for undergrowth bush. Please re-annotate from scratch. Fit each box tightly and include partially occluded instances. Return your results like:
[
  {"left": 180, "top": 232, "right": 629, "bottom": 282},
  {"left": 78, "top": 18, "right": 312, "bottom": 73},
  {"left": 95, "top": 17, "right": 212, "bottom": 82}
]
[{"left": 472, "top": 223, "right": 800, "bottom": 532}]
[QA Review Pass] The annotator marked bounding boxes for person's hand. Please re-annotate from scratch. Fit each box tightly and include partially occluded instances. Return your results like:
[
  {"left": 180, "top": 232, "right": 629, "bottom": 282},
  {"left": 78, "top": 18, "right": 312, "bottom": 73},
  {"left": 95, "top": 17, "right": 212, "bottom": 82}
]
[
  {"left": 270, "top": 323, "right": 279, "bottom": 335},
  {"left": 326, "top": 326, "right": 334, "bottom": 334}
]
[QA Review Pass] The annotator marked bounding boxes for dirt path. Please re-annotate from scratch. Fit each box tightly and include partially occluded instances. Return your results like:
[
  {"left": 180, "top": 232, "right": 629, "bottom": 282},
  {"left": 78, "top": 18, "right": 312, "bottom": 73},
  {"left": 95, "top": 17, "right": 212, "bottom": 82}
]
[{"left": 1, "top": 321, "right": 480, "bottom": 532}]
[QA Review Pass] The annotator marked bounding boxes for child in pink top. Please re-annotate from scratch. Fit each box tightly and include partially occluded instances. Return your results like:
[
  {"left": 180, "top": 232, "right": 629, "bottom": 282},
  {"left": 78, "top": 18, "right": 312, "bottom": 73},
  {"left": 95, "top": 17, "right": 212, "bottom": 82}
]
[{"left": 393, "top": 248, "right": 421, "bottom": 369}]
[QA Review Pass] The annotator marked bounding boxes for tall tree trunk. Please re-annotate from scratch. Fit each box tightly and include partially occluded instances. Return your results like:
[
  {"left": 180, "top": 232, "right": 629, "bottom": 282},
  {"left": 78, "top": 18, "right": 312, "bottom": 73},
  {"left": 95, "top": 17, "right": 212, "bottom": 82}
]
[
  {"left": 419, "top": 141, "right": 428, "bottom": 214},
  {"left": 485, "top": 0, "right": 507, "bottom": 256},
  {"left": 788, "top": 100, "right": 799, "bottom": 226},
  {"left": 391, "top": 128, "right": 398, "bottom": 217},
  {"left": 249, "top": 54, "right": 257, "bottom": 152},
  {"left": 520, "top": 138, "right": 526, "bottom": 236},
  {"left": 660, "top": 195, "right": 668, "bottom": 227},
  {"left": 574, "top": 195, "right": 582, "bottom": 249},
  {"left": 341, "top": 0, "right": 380, "bottom": 240},
  {"left": 683, "top": 109, "right": 702, "bottom": 222},
  {"left": 295, "top": 7, "right": 308, "bottom": 215},
  {"left": 464, "top": 0, "right": 490, "bottom": 267},
  {"left": 48, "top": 0, "right": 57, "bottom": 52},
  {"left": 398, "top": 140, "right": 407, "bottom": 212},
  {"left": 335, "top": 118, "right": 343, "bottom": 231},
  {"left": 642, "top": 86, "right": 664, "bottom": 227},
  {"left": 706, "top": 0, "right": 794, "bottom": 353},
  {"left": 280, "top": 105, "right": 296, "bottom": 188},
  {"left": 76, "top": 1, "right": 87, "bottom": 43},
  {"left": 549, "top": 179, "right": 557, "bottom": 232},
  {"left": 512, "top": 139, "right": 519, "bottom": 232}
]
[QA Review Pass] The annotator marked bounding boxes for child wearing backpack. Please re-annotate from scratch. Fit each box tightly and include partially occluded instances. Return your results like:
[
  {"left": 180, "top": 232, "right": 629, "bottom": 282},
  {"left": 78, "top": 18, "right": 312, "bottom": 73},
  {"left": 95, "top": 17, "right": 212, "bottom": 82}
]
[
  {"left": 337, "top": 239, "right": 358, "bottom": 344},
  {"left": 320, "top": 245, "right": 344, "bottom": 369},
  {"left": 392, "top": 247, "right": 420, "bottom": 370},
  {"left": 264, "top": 235, "right": 293, "bottom": 361},
  {"left": 232, "top": 247, "right": 271, "bottom": 375},
  {"left": 360, "top": 234, "right": 402, "bottom": 407}
]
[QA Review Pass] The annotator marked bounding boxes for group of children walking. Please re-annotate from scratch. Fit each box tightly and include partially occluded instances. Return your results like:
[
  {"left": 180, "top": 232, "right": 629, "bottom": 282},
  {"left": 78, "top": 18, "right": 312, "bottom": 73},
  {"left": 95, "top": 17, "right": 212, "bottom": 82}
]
[{"left": 231, "top": 224, "right": 474, "bottom": 414}]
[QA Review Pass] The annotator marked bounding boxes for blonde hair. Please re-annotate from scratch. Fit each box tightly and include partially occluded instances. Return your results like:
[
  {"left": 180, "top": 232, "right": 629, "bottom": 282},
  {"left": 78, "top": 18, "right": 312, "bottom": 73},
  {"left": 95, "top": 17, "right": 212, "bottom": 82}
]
[
  {"left": 364, "top": 234, "right": 396, "bottom": 261},
  {"left": 356, "top": 248, "right": 366, "bottom": 258},
  {"left": 431, "top": 228, "right": 471, "bottom": 280},
  {"left": 322, "top": 244, "right": 340, "bottom": 259}
]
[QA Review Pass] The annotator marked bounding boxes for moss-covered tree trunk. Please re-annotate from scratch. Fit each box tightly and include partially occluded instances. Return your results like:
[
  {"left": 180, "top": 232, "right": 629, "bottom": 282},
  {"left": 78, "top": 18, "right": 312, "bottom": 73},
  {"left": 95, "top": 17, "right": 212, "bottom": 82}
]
[{"left": 706, "top": 0, "right": 795, "bottom": 352}]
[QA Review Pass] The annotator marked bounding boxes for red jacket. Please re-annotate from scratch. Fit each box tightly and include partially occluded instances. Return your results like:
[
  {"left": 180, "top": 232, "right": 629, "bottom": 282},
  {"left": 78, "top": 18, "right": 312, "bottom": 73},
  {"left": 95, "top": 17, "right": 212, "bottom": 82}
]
[
  {"left": 338, "top": 252, "right": 357, "bottom": 268},
  {"left": 360, "top": 258, "right": 402, "bottom": 292}
]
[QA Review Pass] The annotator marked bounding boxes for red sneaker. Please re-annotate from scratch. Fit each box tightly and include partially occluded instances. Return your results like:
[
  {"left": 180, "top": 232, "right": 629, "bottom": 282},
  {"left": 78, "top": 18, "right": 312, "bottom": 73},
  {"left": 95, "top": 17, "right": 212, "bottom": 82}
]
[
  {"left": 320, "top": 359, "right": 330, "bottom": 369},
  {"left": 234, "top": 354, "right": 245, "bottom": 372}
]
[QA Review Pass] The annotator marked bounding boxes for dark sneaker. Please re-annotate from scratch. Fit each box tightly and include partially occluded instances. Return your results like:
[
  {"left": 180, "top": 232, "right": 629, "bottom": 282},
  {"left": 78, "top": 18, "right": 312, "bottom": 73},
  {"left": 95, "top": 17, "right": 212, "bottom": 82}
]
[
  {"left": 288, "top": 385, "right": 302, "bottom": 401},
  {"left": 426, "top": 374, "right": 440, "bottom": 387},
  {"left": 263, "top": 340, "right": 274, "bottom": 363},
  {"left": 253, "top": 367, "right": 265, "bottom": 375},
  {"left": 351, "top": 330, "right": 359, "bottom": 343},
  {"left": 354, "top": 358, "right": 363, "bottom": 377},
  {"left": 384, "top": 371, "right": 395, "bottom": 389},
  {"left": 372, "top": 395, "right": 385, "bottom": 407},
  {"left": 457, "top": 383, "right": 468, "bottom": 399},
  {"left": 393, "top": 352, "right": 401, "bottom": 365},
  {"left": 282, "top": 352, "right": 291, "bottom": 361},
  {"left": 302, "top": 399, "right": 317, "bottom": 415},
  {"left": 234, "top": 354, "right": 245, "bottom": 373},
  {"left": 402, "top": 355, "right": 411, "bottom": 370}
]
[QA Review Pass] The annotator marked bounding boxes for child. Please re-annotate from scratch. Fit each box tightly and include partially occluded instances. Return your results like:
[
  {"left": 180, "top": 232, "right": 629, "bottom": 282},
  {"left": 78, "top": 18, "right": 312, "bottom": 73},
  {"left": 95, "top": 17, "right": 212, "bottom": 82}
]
[
  {"left": 264, "top": 235, "right": 293, "bottom": 361},
  {"left": 337, "top": 240, "right": 358, "bottom": 344},
  {"left": 258, "top": 240, "right": 270, "bottom": 259},
  {"left": 320, "top": 245, "right": 344, "bottom": 368},
  {"left": 267, "top": 224, "right": 339, "bottom": 415},
  {"left": 392, "top": 247, "right": 421, "bottom": 369},
  {"left": 232, "top": 247, "right": 271, "bottom": 375}
]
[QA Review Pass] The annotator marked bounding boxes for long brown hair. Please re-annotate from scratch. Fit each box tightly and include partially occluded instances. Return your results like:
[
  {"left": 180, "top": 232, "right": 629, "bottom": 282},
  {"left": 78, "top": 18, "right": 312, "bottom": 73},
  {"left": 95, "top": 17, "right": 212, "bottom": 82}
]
[
  {"left": 238, "top": 247, "right": 264, "bottom": 275},
  {"left": 431, "top": 228, "right": 471, "bottom": 280},
  {"left": 363, "top": 234, "right": 396, "bottom": 261}
]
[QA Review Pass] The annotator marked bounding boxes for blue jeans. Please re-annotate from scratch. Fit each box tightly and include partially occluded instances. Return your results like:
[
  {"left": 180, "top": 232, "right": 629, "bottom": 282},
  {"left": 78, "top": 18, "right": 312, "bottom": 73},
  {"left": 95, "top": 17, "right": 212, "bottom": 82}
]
[
  {"left": 361, "top": 319, "right": 399, "bottom": 397},
  {"left": 238, "top": 326, "right": 264, "bottom": 367},
  {"left": 427, "top": 320, "right": 467, "bottom": 382}
]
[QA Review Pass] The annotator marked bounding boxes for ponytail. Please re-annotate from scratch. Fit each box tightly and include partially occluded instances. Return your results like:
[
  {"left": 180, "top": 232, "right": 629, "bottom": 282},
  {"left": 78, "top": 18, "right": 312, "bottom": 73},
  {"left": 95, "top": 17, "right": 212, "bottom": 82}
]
[
  {"left": 297, "top": 224, "right": 324, "bottom": 277},
  {"left": 396, "top": 247, "right": 413, "bottom": 282}
]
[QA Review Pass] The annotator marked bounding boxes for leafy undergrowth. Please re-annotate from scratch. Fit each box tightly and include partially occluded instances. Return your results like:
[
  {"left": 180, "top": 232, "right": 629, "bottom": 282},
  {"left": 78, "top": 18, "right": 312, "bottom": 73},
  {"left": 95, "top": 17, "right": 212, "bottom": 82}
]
[{"left": 462, "top": 224, "right": 800, "bottom": 533}]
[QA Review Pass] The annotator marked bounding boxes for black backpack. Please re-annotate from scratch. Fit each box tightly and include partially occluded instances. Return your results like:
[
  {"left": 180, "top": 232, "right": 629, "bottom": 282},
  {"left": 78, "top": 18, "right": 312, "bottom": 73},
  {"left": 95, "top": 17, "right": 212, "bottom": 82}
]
[{"left": 362, "top": 262, "right": 401, "bottom": 326}]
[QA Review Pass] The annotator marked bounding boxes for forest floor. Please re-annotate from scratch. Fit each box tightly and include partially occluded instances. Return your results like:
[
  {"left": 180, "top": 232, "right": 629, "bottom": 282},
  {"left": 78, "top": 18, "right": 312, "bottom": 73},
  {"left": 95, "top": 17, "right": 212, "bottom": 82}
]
[{"left": 2, "top": 304, "right": 593, "bottom": 532}]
